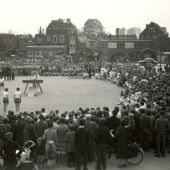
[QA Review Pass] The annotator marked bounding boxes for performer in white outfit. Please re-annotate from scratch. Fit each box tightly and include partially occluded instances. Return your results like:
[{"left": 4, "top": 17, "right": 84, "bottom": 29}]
[
  {"left": 3, "top": 88, "right": 9, "bottom": 115},
  {"left": 14, "top": 87, "right": 22, "bottom": 113}
]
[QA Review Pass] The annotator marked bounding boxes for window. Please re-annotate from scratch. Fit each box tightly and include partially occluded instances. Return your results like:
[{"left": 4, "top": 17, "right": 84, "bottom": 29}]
[
  {"left": 70, "top": 36, "right": 76, "bottom": 44},
  {"left": 53, "top": 35, "right": 58, "bottom": 43},
  {"left": 70, "top": 36, "right": 75, "bottom": 41},
  {"left": 47, "top": 35, "right": 50, "bottom": 43},
  {"left": 125, "top": 42, "right": 134, "bottom": 49},
  {"left": 60, "top": 35, "right": 65, "bottom": 43},
  {"left": 70, "top": 44, "right": 75, "bottom": 48},
  {"left": 108, "top": 42, "right": 117, "bottom": 48},
  {"left": 37, "top": 38, "right": 42, "bottom": 43},
  {"left": 149, "top": 27, "right": 155, "bottom": 32},
  {"left": 117, "top": 42, "right": 124, "bottom": 48},
  {"left": 35, "top": 52, "right": 40, "bottom": 55},
  {"left": 135, "top": 42, "right": 142, "bottom": 49}
]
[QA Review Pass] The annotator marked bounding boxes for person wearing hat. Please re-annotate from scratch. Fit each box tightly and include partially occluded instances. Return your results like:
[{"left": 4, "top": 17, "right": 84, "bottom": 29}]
[{"left": 0, "top": 132, "right": 22, "bottom": 170}]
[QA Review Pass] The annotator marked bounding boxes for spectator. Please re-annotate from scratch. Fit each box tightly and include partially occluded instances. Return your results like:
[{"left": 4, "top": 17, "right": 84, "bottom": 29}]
[
  {"left": 95, "top": 119, "right": 111, "bottom": 170},
  {"left": 12, "top": 115, "right": 25, "bottom": 147},
  {"left": 75, "top": 119, "right": 89, "bottom": 170},
  {"left": 114, "top": 119, "right": 130, "bottom": 168},
  {"left": 0, "top": 132, "right": 22, "bottom": 170},
  {"left": 155, "top": 111, "right": 169, "bottom": 157},
  {"left": 33, "top": 114, "right": 48, "bottom": 139},
  {"left": 65, "top": 124, "right": 76, "bottom": 167},
  {"left": 56, "top": 118, "right": 68, "bottom": 163}
]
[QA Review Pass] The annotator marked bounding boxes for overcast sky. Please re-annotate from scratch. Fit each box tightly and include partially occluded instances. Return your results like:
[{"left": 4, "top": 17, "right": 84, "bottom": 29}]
[{"left": 0, "top": 0, "right": 170, "bottom": 35}]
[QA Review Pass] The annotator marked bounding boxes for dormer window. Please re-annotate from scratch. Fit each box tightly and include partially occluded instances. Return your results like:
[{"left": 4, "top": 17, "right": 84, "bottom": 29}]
[{"left": 149, "top": 27, "right": 155, "bottom": 32}]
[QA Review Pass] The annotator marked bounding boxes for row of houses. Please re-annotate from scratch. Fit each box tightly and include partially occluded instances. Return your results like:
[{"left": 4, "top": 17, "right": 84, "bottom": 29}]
[
  {"left": 94, "top": 22, "right": 170, "bottom": 62},
  {"left": 0, "top": 20, "right": 170, "bottom": 64}
]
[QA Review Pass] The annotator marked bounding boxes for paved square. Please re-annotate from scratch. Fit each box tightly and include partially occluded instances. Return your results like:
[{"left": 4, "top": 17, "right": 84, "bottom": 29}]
[{"left": 1, "top": 76, "right": 122, "bottom": 114}]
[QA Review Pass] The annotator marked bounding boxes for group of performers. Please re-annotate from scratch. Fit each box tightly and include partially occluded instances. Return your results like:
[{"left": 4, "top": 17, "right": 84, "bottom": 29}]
[
  {"left": 1, "top": 87, "right": 22, "bottom": 116},
  {"left": 0, "top": 70, "right": 41, "bottom": 116}
]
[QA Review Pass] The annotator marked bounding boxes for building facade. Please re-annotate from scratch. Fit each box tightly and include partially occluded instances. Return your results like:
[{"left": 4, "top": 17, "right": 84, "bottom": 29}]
[
  {"left": 46, "top": 19, "right": 78, "bottom": 54},
  {"left": 93, "top": 34, "right": 152, "bottom": 62},
  {"left": 140, "top": 22, "right": 170, "bottom": 63},
  {"left": 140, "top": 22, "right": 168, "bottom": 40}
]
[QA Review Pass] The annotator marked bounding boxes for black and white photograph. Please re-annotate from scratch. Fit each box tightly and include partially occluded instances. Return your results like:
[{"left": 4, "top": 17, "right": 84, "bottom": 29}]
[{"left": 0, "top": 0, "right": 170, "bottom": 169}]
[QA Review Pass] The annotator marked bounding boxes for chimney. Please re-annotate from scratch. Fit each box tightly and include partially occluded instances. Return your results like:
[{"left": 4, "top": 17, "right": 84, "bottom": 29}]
[{"left": 116, "top": 28, "right": 119, "bottom": 38}]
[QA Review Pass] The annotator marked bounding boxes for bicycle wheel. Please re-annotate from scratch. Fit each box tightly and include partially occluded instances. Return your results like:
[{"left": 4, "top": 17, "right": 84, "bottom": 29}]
[{"left": 127, "top": 148, "right": 144, "bottom": 165}]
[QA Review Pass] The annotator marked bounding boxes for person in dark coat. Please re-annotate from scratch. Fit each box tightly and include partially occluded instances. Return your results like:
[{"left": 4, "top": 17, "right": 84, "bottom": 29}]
[
  {"left": 139, "top": 108, "right": 151, "bottom": 151},
  {"left": 24, "top": 116, "right": 35, "bottom": 142},
  {"left": 12, "top": 115, "right": 25, "bottom": 147},
  {"left": 75, "top": 119, "right": 89, "bottom": 170},
  {"left": 65, "top": 124, "right": 76, "bottom": 167},
  {"left": 95, "top": 119, "right": 111, "bottom": 170},
  {"left": 0, "top": 132, "right": 22, "bottom": 170},
  {"left": 85, "top": 115, "right": 98, "bottom": 162},
  {"left": 0, "top": 118, "right": 7, "bottom": 143},
  {"left": 33, "top": 114, "right": 48, "bottom": 139},
  {"left": 106, "top": 107, "right": 120, "bottom": 130},
  {"left": 114, "top": 119, "right": 130, "bottom": 168},
  {"left": 155, "top": 111, "right": 169, "bottom": 157}
]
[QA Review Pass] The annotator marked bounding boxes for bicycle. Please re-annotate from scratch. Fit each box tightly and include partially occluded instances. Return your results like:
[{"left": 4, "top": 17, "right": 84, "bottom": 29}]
[
  {"left": 108, "top": 130, "right": 144, "bottom": 165},
  {"left": 126, "top": 142, "right": 144, "bottom": 165}
]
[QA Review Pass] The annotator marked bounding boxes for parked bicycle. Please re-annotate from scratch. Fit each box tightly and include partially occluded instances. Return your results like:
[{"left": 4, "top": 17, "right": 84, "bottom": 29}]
[{"left": 107, "top": 130, "right": 144, "bottom": 165}]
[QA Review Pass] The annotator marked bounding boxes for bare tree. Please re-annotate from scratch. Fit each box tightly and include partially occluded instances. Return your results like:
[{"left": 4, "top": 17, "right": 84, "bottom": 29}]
[
  {"left": 127, "top": 27, "right": 141, "bottom": 38},
  {"left": 117, "top": 28, "right": 126, "bottom": 35},
  {"left": 84, "top": 19, "right": 104, "bottom": 40}
]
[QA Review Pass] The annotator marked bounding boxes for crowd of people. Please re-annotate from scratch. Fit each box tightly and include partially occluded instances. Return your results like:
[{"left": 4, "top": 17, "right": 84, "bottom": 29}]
[
  {"left": 0, "top": 62, "right": 170, "bottom": 170},
  {"left": 0, "top": 64, "right": 15, "bottom": 80}
]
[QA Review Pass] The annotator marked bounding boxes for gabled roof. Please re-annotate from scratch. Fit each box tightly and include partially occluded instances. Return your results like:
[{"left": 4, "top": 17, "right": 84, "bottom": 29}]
[
  {"left": 149, "top": 22, "right": 168, "bottom": 35},
  {"left": 47, "top": 19, "right": 77, "bottom": 30}
]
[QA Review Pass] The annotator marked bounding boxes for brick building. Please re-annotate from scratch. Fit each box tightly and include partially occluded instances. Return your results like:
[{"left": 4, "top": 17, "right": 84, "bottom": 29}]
[
  {"left": 140, "top": 22, "right": 168, "bottom": 40},
  {"left": 0, "top": 33, "right": 15, "bottom": 59},
  {"left": 93, "top": 32, "right": 152, "bottom": 62},
  {"left": 140, "top": 22, "right": 170, "bottom": 63},
  {"left": 46, "top": 19, "right": 78, "bottom": 54}
]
